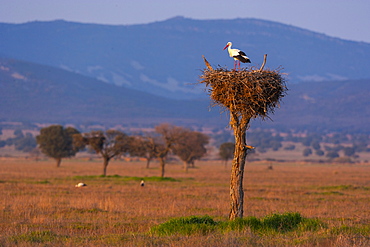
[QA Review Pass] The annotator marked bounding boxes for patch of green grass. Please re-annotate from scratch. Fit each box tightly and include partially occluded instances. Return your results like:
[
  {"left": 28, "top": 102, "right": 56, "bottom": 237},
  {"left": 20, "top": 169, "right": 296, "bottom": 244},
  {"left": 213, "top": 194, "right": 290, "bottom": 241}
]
[
  {"left": 73, "top": 208, "right": 107, "bottom": 214},
  {"left": 221, "top": 213, "right": 326, "bottom": 234},
  {"left": 145, "top": 176, "right": 179, "bottom": 182},
  {"left": 150, "top": 215, "right": 218, "bottom": 236},
  {"left": 70, "top": 222, "right": 99, "bottom": 230},
  {"left": 315, "top": 191, "right": 345, "bottom": 196},
  {"left": 149, "top": 213, "right": 327, "bottom": 236},
  {"left": 298, "top": 218, "right": 327, "bottom": 231},
  {"left": 319, "top": 185, "right": 370, "bottom": 191},
  {"left": 71, "top": 175, "right": 105, "bottom": 180},
  {"left": 259, "top": 212, "right": 303, "bottom": 232},
  {"left": 34, "top": 179, "right": 50, "bottom": 184},
  {"left": 99, "top": 234, "right": 126, "bottom": 245},
  {"left": 221, "top": 212, "right": 326, "bottom": 234},
  {"left": 9, "top": 230, "right": 69, "bottom": 244},
  {"left": 70, "top": 175, "right": 179, "bottom": 182},
  {"left": 220, "top": 216, "right": 261, "bottom": 232},
  {"left": 330, "top": 225, "right": 370, "bottom": 235}
]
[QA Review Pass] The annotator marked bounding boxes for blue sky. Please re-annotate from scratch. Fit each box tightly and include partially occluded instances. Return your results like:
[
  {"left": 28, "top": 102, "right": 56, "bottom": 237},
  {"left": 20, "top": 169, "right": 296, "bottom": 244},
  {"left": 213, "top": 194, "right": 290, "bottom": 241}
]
[{"left": 1, "top": 0, "right": 369, "bottom": 43}]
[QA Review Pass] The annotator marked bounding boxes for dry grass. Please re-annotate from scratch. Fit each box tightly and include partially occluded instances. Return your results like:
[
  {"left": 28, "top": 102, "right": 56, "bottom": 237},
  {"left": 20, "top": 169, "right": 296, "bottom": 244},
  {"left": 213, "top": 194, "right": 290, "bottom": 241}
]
[{"left": 0, "top": 158, "right": 369, "bottom": 246}]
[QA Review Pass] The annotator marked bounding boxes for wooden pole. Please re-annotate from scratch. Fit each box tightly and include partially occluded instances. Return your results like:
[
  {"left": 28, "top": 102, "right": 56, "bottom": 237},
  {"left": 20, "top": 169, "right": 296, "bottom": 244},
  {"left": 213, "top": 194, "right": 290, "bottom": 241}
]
[{"left": 229, "top": 112, "right": 250, "bottom": 220}]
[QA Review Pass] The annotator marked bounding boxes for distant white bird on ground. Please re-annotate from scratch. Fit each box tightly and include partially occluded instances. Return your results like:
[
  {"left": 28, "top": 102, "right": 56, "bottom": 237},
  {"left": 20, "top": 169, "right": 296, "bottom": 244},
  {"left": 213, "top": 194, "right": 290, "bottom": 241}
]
[
  {"left": 75, "top": 182, "right": 87, "bottom": 187},
  {"left": 140, "top": 180, "right": 145, "bottom": 187},
  {"left": 223, "top": 41, "right": 251, "bottom": 70}
]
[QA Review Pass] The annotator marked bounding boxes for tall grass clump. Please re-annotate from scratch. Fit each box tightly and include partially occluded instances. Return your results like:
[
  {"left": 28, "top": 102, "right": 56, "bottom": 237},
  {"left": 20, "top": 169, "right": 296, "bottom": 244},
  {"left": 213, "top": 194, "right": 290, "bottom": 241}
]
[
  {"left": 149, "top": 213, "right": 326, "bottom": 236},
  {"left": 222, "top": 212, "right": 326, "bottom": 234},
  {"left": 150, "top": 215, "right": 218, "bottom": 236},
  {"left": 261, "top": 212, "right": 302, "bottom": 232}
]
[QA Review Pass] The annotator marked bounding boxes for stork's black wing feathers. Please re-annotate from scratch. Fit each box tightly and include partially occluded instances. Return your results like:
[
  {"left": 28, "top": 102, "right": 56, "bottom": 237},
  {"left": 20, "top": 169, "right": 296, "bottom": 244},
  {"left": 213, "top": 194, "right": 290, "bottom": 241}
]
[
  {"left": 234, "top": 55, "right": 251, "bottom": 63},
  {"left": 238, "top": 50, "right": 247, "bottom": 56}
]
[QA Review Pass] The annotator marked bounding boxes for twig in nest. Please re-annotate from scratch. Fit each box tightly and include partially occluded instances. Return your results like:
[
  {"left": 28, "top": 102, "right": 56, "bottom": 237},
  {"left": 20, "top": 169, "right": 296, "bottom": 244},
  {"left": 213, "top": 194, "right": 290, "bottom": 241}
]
[
  {"left": 259, "top": 54, "right": 267, "bottom": 72},
  {"left": 202, "top": 55, "right": 213, "bottom": 71}
]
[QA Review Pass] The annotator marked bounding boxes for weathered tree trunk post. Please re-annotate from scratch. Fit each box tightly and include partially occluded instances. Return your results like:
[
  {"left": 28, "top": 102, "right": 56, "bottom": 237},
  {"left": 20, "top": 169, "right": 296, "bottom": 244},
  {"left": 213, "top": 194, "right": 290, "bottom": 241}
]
[
  {"left": 200, "top": 55, "right": 286, "bottom": 220},
  {"left": 229, "top": 112, "right": 250, "bottom": 219}
]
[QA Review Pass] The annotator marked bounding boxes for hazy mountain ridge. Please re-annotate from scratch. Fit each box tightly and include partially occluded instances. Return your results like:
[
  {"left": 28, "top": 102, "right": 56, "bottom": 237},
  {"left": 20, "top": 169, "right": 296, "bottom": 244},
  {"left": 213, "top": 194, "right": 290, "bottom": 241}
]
[
  {"left": 1, "top": 17, "right": 370, "bottom": 99},
  {"left": 1, "top": 57, "right": 369, "bottom": 132},
  {"left": 0, "top": 57, "right": 219, "bottom": 126},
  {"left": 269, "top": 79, "right": 370, "bottom": 132},
  {"left": 1, "top": 17, "right": 369, "bottom": 132}
]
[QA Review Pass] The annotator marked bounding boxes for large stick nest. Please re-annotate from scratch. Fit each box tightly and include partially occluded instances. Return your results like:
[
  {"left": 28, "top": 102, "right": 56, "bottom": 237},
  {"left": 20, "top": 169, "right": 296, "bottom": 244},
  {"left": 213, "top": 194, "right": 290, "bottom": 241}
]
[{"left": 200, "top": 62, "right": 287, "bottom": 120}]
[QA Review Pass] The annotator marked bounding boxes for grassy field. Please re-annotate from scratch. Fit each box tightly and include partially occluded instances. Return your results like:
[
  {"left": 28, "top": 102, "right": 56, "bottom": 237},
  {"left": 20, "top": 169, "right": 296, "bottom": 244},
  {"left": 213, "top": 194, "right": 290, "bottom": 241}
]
[{"left": 0, "top": 158, "right": 369, "bottom": 246}]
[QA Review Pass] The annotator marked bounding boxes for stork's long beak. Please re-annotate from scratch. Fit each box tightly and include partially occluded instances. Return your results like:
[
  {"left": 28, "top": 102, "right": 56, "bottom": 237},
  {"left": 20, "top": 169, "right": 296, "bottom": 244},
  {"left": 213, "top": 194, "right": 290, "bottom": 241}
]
[{"left": 223, "top": 44, "right": 229, "bottom": 50}]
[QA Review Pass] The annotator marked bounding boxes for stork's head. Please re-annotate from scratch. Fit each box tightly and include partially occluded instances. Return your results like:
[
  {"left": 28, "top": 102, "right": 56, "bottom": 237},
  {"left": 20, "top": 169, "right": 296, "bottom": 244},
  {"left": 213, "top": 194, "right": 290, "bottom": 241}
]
[{"left": 223, "top": 42, "right": 232, "bottom": 50}]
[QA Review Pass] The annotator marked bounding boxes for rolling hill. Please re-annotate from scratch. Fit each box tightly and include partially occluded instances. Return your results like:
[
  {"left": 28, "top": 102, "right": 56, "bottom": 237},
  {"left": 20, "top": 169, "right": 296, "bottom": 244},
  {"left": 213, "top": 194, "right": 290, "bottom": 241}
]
[
  {"left": 1, "top": 17, "right": 370, "bottom": 100},
  {"left": 0, "top": 57, "right": 219, "bottom": 126},
  {"left": 267, "top": 79, "right": 370, "bottom": 132},
  {"left": 1, "top": 57, "right": 369, "bottom": 132}
]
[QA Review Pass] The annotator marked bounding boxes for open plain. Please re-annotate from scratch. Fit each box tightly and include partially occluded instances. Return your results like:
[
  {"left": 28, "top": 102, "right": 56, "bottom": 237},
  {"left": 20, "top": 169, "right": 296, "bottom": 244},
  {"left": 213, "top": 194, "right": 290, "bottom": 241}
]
[{"left": 0, "top": 158, "right": 369, "bottom": 246}]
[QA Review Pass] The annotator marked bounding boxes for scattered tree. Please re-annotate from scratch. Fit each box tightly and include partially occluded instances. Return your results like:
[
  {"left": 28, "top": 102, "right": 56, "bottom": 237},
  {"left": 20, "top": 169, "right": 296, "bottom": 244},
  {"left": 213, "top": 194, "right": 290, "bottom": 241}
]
[
  {"left": 302, "top": 148, "right": 312, "bottom": 157},
  {"left": 144, "top": 135, "right": 167, "bottom": 175},
  {"left": 36, "top": 125, "right": 81, "bottom": 167},
  {"left": 3, "top": 130, "right": 37, "bottom": 152},
  {"left": 14, "top": 129, "right": 24, "bottom": 139},
  {"left": 343, "top": 147, "right": 356, "bottom": 157},
  {"left": 284, "top": 144, "right": 295, "bottom": 150},
  {"left": 326, "top": 151, "right": 340, "bottom": 159},
  {"left": 311, "top": 141, "right": 321, "bottom": 150},
  {"left": 219, "top": 142, "right": 235, "bottom": 167},
  {"left": 128, "top": 136, "right": 156, "bottom": 168},
  {"left": 248, "top": 130, "right": 283, "bottom": 152},
  {"left": 14, "top": 133, "right": 37, "bottom": 152},
  {"left": 151, "top": 123, "right": 187, "bottom": 177},
  {"left": 74, "top": 130, "right": 130, "bottom": 176},
  {"left": 172, "top": 130, "right": 209, "bottom": 172}
]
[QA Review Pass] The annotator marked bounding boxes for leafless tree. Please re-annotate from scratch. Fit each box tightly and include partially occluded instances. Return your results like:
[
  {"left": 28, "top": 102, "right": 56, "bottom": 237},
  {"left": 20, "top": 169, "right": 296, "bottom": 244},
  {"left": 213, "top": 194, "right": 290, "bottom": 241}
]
[
  {"left": 74, "top": 130, "right": 130, "bottom": 176},
  {"left": 145, "top": 123, "right": 188, "bottom": 177}
]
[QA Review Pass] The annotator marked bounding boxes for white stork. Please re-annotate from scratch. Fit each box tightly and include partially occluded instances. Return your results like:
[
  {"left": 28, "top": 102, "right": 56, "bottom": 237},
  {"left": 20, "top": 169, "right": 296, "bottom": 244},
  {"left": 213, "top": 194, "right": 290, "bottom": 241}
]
[
  {"left": 75, "top": 182, "right": 87, "bottom": 188},
  {"left": 140, "top": 180, "right": 145, "bottom": 187},
  {"left": 223, "top": 42, "right": 251, "bottom": 70}
]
